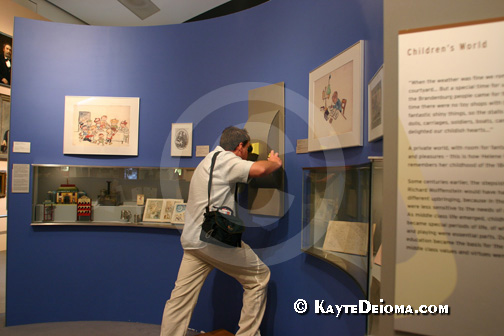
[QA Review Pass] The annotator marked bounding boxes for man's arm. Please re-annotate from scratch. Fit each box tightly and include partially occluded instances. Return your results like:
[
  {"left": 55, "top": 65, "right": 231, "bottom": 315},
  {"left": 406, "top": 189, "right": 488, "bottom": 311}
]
[{"left": 249, "top": 150, "right": 282, "bottom": 178}]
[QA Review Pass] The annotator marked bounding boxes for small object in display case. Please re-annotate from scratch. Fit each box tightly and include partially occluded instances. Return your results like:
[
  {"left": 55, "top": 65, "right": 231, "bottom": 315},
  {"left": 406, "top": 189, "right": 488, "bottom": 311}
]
[
  {"left": 171, "top": 203, "right": 186, "bottom": 224},
  {"left": 98, "top": 180, "right": 121, "bottom": 206},
  {"left": 43, "top": 200, "right": 55, "bottom": 222},
  {"left": 136, "top": 194, "right": 145, "bottom": 206},
  {"left": 77, "top": 195, "right": 92, "bottom": 221},
  {"left": 56, "top": 182, "right": 80, "bottom": 204}
]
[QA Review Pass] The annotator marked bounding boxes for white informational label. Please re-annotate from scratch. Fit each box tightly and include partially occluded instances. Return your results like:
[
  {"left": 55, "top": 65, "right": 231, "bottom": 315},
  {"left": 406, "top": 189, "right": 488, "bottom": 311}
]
[
  {"left": 195, "top": 145, "right": 209, "bottom": 157},
  {"left": 396, "top": 19, "right": 504, "bottom": 336},
  {"left": 12, "top": 164, "right": 30, "bottom": 193},
  {"left": 12, "top": 141, "right": 31, "bottom": 153}
]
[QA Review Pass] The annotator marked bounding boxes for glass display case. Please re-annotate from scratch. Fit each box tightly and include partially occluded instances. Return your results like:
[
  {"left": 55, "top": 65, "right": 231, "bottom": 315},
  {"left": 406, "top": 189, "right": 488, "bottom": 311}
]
[
  {"left": 368, "top": 157, "right": 383, "bottom": 335},
  {"left": 301, "top": 163, "right": 371, "bottom": 293},
  {"left": 31, "top": 164, "right": 195, "bottom": 229}
]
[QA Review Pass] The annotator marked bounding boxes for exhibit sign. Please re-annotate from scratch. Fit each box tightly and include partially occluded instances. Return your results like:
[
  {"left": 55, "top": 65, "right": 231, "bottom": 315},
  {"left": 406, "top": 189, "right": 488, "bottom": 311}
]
[{"left": 396, "top": 18, "right": 504, "bottom": 336}]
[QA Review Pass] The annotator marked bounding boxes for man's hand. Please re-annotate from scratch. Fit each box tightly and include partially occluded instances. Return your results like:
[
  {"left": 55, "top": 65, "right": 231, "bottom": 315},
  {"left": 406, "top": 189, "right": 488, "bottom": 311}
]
[
  {"left": 268, "top": 150, "right": 282, "bottom": 168},
  {"left": 249, "top": 150, "right": 282, "bottom": 178}
]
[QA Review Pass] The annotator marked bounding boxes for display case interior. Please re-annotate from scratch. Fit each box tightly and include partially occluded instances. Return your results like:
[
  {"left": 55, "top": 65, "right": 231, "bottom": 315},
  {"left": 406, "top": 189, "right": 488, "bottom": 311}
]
[
  {"left": 301, "top": 163, "right": 371, "bottom": 293},
  {"left": 31, "top": 165, "right": 194, "bottom": 228}
]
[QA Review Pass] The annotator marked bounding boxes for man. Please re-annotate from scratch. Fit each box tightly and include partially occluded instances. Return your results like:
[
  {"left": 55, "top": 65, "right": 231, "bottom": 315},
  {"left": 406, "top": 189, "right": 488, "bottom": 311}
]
[
  {"left": 0, "top": 43, "right": 12, "bottom": 85},
  {"left": 161, "top": 126, "right": 282, "bottom": 336}
]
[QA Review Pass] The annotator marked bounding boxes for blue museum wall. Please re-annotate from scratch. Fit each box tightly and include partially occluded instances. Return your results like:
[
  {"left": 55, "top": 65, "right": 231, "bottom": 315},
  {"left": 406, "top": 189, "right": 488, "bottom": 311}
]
[{"left": 7, "top": 0, "right": 383, "bottom": 334}]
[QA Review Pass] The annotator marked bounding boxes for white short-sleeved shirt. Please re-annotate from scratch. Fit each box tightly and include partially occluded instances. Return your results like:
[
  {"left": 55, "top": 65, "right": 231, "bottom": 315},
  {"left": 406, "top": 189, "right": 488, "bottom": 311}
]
[{"left": 180, "top": 146, "right": 254, "bottom": 249}]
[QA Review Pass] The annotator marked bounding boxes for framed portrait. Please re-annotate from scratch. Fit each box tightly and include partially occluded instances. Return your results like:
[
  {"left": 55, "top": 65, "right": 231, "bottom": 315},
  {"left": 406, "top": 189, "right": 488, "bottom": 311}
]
[
  {"left": 161, "top": 198, "right": 184, "bottom": 222},
  {"left": 171, "top": 123, "right": 192, "bottom": 157},
  {"left": 0, "top": 31, "right": 12, "bottom": 88},
  {"left": 171, "top": 203, "right": 187, "bottom": 224},
  {"left": 368, "top": 65, "right": 384, "bottom": 142},
  {"left": 308, "top": 40, "right": 364, "bottom": 152},
  {"left": 63, "top": 96, "right": 140, "bottom": 155},
  {"left": 142, "top": 198, "right": 164, "bottom": 222}
]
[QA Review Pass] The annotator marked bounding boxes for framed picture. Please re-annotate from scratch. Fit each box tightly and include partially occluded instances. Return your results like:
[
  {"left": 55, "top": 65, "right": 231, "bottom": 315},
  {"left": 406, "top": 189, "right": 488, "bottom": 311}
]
[
  {"left": 161, "top": 198, "right": 183, "bottom": 222},
  {"left": 63, "top": 96, "right": 140, "bottom": 155},
  {"left": 0, "top": 31, "right": 12, "bottom": 88},
  {"left": 368, "top": 65, "right": 384, "bottom": 142},
  {"left": 142, "top": 198, "right": 164, "bottom": 222},
  {"left": 171, "top": 123, "right": 192, "bottom": 157},
  {"left": 0, "top": 171, "right": 6, "bottom": 198},
  {"left": 308, "top": 40, "right": 364, "bottom": 152},
  {"left": 171, "top": 203, "right": 187, "bottom": 224}
]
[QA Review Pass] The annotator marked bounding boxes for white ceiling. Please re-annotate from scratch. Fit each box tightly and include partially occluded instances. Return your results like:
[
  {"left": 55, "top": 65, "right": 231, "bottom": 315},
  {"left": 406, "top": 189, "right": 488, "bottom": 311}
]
[{"left": 45, "top": 0, "right": 232, "bottom": 26}]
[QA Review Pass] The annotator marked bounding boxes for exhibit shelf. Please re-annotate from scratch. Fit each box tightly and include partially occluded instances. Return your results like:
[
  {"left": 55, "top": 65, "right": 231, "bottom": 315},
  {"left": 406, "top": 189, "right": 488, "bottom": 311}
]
[{"left": 30, "top": 221, "right": 184, "bottom": 230}]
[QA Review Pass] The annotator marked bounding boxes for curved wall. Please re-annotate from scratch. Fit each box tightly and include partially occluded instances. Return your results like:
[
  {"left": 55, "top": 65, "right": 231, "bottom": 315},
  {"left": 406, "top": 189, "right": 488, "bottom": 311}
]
[{"left": 7, "top": 0, "right": 383, "bottom": 334}]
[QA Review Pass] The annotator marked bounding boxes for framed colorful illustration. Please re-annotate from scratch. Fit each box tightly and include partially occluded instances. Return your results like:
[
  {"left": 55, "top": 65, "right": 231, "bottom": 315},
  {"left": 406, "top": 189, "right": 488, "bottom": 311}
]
[
  {"left": 171, "top": 123, "right": 192, "bottom": 157},
  {"left": 368, "top": 65, "right": 384, "bottom": 142},
  {"left": 142, "top": 198, "right": 164, "bottom": 222},
  {"left": 63, "top": 96, "right": 140, "bottom": 155},
  {"left": 308, "top": 40, "right": 364, "bottom": 152},
  {"left": 171, "top": 203, "right": 187, "bottom": 224}
]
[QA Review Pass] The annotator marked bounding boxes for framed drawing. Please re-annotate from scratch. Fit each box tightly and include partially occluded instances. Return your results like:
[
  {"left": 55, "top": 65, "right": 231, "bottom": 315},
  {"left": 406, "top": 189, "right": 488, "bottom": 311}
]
[
  {"left": 171, "top": 203, "right": 187, "bottom": 224},
  {"left": 368, "top": 65, "right": 384, "bottom": 142},
  {"left": 171, "top": 123, "right": 192, "bottom": 157},
  {"left": 142, "top": 198, "right": 164, "bottom": 222},
  {"left": 161, "top": 198, "right": 183, "bottom": 222},
  {"left": 308, "top": 40, "right": 364, "bottom": 152},
  {"left": 0, "top": 31, "right": 12, "bottom": 88},
  {"left": 63, "top": 96, "right": 140, "bottom": 155}
]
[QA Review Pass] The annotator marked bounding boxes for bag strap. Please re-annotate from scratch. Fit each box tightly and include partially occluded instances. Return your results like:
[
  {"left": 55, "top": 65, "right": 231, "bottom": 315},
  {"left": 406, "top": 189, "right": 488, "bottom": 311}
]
[
  {"left": 206, "top": 151, "right": 221, "bottom": 212},
  {"left": 206, "top": 151, "right": 239, "bottom": 215}
]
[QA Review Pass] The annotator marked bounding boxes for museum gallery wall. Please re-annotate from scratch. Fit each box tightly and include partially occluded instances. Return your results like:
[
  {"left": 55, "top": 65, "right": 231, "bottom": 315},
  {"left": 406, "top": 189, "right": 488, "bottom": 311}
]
[{"left": 6, "top": 0, "right": 383, "bottom": 334}]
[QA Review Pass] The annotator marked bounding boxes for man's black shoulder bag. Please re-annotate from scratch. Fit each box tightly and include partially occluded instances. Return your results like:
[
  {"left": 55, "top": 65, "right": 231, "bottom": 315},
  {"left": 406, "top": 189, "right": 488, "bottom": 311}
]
[{"left": 200, "top": 151, "right": 245, "bottom": 248}]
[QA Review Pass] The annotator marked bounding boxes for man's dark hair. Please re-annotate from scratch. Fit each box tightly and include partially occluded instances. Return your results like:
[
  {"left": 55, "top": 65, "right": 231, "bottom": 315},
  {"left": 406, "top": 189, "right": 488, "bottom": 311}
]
[{"left": 220, "top": 126, "right": 250, "bottom": 151}]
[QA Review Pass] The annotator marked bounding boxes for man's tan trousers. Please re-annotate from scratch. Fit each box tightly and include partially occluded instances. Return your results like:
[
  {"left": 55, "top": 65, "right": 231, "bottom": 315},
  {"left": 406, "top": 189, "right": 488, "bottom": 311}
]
[{"left": 160, "top": 242, "right": 270, "bottom": 336}]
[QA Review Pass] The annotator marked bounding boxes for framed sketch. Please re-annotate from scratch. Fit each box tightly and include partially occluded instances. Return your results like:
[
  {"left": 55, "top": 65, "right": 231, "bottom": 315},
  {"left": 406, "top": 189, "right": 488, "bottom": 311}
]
[
  {"left": 0, "top": 31, "right": 12, "bottom": 88},
  {"left": 142, "top": 198, "right": 164, "bottom": 222},
  {"left": 171, "top": 203, "right": 187, "bottom": 224},
  {"left": 63, "top": 96, "right": 140, "bottom": 155},
  {"left": 171, "top": 123, "right": 192, "bottom": 157},
  {"left": 161, "top": 198, "right": 183, "bottom": 222},
  {"left": 308, "top": 40, "right": 364, "bottom": 152},
  {"left": 368, "top": 65, "right": 384, "bottom": 142}
]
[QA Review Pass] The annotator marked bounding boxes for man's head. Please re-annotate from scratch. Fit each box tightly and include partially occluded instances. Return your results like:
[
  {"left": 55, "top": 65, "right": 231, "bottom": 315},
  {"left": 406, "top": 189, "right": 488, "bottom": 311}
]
[
  {"left": 2, "top": 44, "right": 11, "bottom": 59},
  {"left": 220, "top": 126, "right": 251, "bottom": 158}
]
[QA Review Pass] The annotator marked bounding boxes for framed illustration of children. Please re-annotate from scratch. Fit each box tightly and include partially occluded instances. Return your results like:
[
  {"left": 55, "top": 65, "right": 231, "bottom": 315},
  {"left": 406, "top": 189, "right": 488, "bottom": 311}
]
[
  {"left": 0, "top": 31, "right": 12, "bottom": 88},
  {"left": 63, "top": 96, "right": 139, "bottom": 155},
  {"left": 308, "top": 40, "right": 364, "bottom": 151}
]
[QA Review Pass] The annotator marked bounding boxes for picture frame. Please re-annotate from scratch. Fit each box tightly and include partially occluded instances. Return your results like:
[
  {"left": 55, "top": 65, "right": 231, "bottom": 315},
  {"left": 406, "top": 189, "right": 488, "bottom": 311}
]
[
  {"left": 308, "top": 40, "right": 364, "bottom": 152},
  {"left": 0, "top": 31, "right": 12, "bottom": 88},
  {"left": 171, "top": 203, "right": 187, "bottom": 224},
  {"left": 171, "top": 123, "right": 192, "bottom": 157},
  {"left": 142, "top": 198, "right": 164, "bottom": 222},
  {"left": 368, "top": 65, "right": 384, "bottom": 142},
  {"left": 63, "top": 96, "right": 140, "bottom": 156},
  {"left": 161, "top": 198, "right": 184, "bottom": 222}
]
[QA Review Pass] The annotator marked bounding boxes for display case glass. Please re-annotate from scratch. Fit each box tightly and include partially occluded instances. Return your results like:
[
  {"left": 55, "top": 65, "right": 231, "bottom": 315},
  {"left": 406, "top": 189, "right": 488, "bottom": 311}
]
[
  {"left": 368, "top": 157, "right": 383, "bottom": 335},
  {"left": 301, "top": 163, "right": 371, "bottom": 293},
  {"left": 31, "top": 164, "right": 195, "bottom": 229}
]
